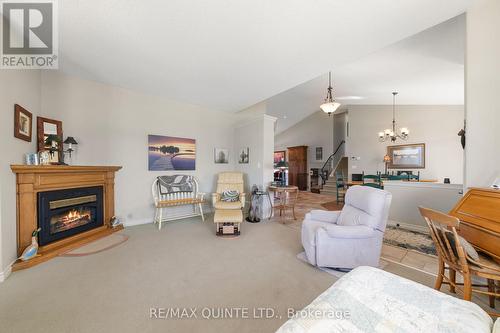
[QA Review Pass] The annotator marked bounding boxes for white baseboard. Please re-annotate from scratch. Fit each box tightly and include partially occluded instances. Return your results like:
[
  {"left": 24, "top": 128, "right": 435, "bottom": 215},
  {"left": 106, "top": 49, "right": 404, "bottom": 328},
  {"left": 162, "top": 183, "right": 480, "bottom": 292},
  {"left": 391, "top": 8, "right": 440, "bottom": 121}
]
[
  {"left": 0, "top": 265, "right": 12, "bottom": 283},
  {"left": 124, "top": 206, "right": 214, "bottom": 227},
  {"left": 387, "top": 220, "right": 429, "bottom": 234},
  {"left": 124, "top": 218, "right": 153, "bottom": 227}
]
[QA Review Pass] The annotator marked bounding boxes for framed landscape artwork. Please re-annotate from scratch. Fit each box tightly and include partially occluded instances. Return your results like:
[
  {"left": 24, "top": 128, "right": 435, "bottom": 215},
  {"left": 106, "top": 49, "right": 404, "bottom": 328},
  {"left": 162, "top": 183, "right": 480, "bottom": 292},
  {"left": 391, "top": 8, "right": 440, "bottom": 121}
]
[
  {"left": 14, "top": 104, "right": 32, "bottom": 142},
  {"left": 148, "top": 135, "right": 196, "bottom": 171},
  {"left": 214, "top": 148, "right": 229, "bottom": 164},
  {"left": 387, "top": 143, "right": 425, "bottom": 169}
]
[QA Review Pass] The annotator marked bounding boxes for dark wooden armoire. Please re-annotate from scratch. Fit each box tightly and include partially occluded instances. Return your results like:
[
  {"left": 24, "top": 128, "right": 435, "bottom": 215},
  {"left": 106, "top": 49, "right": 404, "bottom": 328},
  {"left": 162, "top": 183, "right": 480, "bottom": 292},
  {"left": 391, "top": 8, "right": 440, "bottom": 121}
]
[{"left": 287, "top": 145, "right": 308, "bottom": 190}]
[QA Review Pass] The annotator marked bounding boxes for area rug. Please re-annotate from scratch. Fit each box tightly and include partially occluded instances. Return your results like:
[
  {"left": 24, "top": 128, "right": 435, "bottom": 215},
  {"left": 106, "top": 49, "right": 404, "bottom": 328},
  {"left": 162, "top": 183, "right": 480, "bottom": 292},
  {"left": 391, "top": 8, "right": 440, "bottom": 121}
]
[
  {"left": 60, "top": 233, "right": 129, "bottom": 257},
  {"left": 297, "top": 252, "right": 387, "bottom": 278},
  {"left": 383, "top": 226, "right": 436, "bottom": 256}
]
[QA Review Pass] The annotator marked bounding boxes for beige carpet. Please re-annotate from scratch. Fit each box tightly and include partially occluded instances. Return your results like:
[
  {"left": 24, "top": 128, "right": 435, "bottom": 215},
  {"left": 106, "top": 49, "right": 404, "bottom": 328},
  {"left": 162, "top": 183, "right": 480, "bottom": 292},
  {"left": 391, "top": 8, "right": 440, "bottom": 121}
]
[
  {"left": 0, "top": 217, "right": 338, "bottom": 333},
  {"left": 0, "top": 214, "right": 485, "bottom": 333}
]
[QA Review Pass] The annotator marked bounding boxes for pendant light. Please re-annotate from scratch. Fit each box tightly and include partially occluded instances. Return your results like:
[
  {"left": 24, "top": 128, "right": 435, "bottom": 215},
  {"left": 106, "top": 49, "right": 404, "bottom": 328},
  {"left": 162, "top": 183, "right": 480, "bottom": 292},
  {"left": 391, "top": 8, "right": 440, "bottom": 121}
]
[
  {"left": 320, "top": 72, "right": 341, "bottom": 116},
  {"left": 378, "top": 92, "right": 409, "bottom": 142}
]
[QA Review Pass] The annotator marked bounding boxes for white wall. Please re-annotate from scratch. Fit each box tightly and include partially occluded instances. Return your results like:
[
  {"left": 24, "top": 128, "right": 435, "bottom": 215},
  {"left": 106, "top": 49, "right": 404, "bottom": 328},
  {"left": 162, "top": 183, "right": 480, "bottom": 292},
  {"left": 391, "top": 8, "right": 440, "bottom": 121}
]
[
  {"left": 40, "top": 71, "right": 238, "bottom": 227},
  {"left": 465, "top": 0, "right": 500, "bottom": 188},
  {"left": 233, "top": 102, "right": 276, "bottom": 192},
  {"left": 347, "top": 105, "right": 464, "bottom": 184},
  {"left": 275, "top": 111, "right": 335, "bottom": 181},
  {"left": 384, "top": 182, "right": 463, "bottom": 229},
  {"left": 0, "top": 70, "right": 41, "bottom": 279}
]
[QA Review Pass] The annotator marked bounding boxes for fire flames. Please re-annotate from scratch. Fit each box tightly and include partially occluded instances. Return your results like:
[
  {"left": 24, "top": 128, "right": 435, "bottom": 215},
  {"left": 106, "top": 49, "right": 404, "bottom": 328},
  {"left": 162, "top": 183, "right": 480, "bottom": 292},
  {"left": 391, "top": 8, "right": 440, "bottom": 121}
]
[{"left": 67, "top": 210, "right": 81, "bottom": 220}]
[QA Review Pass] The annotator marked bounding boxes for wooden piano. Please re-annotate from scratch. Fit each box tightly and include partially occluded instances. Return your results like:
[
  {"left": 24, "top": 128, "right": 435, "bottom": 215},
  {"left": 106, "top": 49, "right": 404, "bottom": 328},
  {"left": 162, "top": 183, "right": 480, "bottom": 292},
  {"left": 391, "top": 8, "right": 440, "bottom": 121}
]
[{"left": 450, "top": 188, "right": 500, "bottom": 260}]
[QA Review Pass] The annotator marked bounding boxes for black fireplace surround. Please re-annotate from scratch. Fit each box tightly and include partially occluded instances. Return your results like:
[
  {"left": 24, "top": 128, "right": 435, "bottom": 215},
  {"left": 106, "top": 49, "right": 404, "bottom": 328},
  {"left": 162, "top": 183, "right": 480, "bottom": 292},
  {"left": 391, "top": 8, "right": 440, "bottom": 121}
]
[{"left": 37, "top": 186, "right": 104, "bottom": 246}]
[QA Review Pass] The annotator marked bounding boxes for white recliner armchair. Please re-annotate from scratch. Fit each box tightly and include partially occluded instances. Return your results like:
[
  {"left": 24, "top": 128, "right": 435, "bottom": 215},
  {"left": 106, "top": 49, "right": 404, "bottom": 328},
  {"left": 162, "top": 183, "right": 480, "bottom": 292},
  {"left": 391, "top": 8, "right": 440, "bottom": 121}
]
[{"left": 302, "top": 186, "right": 392, "bottom": 269}]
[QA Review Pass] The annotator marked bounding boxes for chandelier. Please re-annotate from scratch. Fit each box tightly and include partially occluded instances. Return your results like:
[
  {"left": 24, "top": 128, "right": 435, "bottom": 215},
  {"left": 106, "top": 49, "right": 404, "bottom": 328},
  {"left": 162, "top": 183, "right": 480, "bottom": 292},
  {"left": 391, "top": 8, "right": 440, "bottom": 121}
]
[
  {"left": 320, "top": 71, "right": 341, "bottom": 116},
  {"left": 378, "top": 92, "right": 409, "bottom": 142}
]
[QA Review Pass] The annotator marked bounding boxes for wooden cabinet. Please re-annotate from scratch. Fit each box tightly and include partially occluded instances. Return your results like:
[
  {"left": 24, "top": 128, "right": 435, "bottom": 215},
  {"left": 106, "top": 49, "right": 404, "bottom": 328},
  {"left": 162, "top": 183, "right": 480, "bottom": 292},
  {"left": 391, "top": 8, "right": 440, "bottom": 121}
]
[
  {"left": 287, "top": 145, "right": 308, "bottom": 191},
  {"left": 449, "top": 188, "right": 500, "bottom": 260}
]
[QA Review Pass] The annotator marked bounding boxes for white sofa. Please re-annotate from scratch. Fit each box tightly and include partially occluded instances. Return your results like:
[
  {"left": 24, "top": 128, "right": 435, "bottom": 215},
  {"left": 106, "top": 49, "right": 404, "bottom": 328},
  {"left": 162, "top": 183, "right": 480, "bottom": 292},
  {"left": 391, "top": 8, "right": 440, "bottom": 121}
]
[
  {"left": 302, "top": 186, "right": 392, "bottom": 269},
  {"left": 276, "top": 266, "right": 494, "bottom": 333}
]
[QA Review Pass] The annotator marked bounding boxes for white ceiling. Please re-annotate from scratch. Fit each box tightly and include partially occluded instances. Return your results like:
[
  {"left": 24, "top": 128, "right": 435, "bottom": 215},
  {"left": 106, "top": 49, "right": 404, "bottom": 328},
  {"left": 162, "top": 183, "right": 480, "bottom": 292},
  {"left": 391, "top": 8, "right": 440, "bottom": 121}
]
[
  {"left": 58, "top": 0, "right": 471, "bottom": 112},
  {"left": 269, "top": 14, "right": 466, "bottom": 134}
]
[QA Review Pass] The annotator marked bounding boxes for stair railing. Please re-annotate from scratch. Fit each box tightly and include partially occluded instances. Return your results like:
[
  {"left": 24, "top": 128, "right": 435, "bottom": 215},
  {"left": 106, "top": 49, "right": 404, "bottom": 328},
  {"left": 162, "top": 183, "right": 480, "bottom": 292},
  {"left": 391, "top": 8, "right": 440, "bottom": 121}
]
[{"left": 320, "top": 140, "right": 346, "bottom": 185}]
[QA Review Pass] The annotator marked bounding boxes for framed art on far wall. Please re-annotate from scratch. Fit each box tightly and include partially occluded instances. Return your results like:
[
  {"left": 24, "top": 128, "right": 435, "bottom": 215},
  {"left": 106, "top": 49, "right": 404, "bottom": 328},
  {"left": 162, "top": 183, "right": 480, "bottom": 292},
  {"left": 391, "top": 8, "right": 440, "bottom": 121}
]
[
  {"left": 214, "top": 148, "right": 229, "bottom": 164},
  {"left": 148, "top": 134, "right": 196, "bottom": 171},
  {"left": 315, "top": 147, "right": 323, "bottom": 161},
  {"left": 387, "top": 143, "right": 425, "bottom": 169},
  {"left": 14, "top": 104, "right": 32, "bottom": 142},
  {"left": 274, "top": 150, "right": 285, "bottom": 164},
  {"left": 238, "top": 147, "right": 249, "bottom": 164}
]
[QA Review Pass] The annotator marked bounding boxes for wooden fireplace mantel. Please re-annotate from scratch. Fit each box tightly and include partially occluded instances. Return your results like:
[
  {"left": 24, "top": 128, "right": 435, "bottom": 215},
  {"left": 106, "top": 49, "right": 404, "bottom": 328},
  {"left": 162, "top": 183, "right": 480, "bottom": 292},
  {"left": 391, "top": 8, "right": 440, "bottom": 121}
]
[{"left": 11, "top": 165, "right": 122, "bottom": 270}]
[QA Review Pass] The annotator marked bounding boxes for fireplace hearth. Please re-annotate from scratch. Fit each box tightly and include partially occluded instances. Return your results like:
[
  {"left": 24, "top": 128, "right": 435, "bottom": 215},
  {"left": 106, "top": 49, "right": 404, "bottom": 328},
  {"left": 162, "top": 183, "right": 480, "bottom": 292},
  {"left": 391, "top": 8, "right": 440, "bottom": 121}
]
[
  {"left": 38, "top": 186, "right": 104, "bottom": 246},
  {"left": 11, "top": 165, "right": 122, "bottom": 271}
]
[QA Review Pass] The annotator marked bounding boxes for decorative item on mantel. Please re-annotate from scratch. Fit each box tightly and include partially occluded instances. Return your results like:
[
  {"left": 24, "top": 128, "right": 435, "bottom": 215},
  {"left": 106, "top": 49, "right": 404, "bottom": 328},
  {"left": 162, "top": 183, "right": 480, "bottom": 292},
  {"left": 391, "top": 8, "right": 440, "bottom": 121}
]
[
  {"left": 62, "top": 136, "right": 78, "bottom": 164},
  {"left": 44, "top": 134, "right": 62, "bottom": 163},
  {"left": 37, "top": 116, "right": 63, "bottom": 164}
]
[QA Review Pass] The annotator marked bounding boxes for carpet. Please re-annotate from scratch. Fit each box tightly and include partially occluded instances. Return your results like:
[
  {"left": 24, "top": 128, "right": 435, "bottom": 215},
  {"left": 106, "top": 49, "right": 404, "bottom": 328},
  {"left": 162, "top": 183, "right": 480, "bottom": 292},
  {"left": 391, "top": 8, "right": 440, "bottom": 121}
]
[
  {"left": 383, "top": 226, "right": 436, "bottom": 256},
  {"left": 60, "top": 233, "right": 129, "bottom": 257},
  {"left": 297, "top": 252, "right": 388, "bottom": 278}
]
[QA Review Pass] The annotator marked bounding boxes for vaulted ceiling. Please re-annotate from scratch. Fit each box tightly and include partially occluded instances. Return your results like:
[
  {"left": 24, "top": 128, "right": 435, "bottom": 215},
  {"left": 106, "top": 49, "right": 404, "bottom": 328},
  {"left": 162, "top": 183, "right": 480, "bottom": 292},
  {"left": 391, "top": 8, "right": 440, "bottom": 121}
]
[
  {"left": 59, "top": 0, "right": 471, "bottom": 113},
  {"left": 269, "top": 14, "right": 466, "bottom": 133}
]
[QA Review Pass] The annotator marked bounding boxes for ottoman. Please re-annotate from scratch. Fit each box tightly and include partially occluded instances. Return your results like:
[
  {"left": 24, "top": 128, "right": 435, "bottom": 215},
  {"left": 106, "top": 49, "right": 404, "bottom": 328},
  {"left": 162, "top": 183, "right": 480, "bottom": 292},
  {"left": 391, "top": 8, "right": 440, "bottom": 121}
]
[{"left": 214, "top": 209, "right": 243, "bottom": 236}]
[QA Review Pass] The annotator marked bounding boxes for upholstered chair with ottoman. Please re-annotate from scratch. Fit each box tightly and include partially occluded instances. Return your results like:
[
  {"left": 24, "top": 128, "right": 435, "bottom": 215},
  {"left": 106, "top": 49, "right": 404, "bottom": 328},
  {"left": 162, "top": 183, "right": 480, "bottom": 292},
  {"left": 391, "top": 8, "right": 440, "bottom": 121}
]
[
  {"left": 212, "top": 172, "right": 245, "bottom": 236},
  {"left": 301, "top": 185, "right": 392, "bottom": 269}
]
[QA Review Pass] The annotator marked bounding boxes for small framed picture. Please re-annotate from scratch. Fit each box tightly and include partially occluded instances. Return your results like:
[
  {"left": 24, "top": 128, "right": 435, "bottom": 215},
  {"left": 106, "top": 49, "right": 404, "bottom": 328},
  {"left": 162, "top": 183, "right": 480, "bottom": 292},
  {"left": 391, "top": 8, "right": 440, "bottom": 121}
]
[
  {"left": 315, "top": 147, "right": 323, "bottom": 161},
  {"left": 14, "top": 104, "right": 33, "bottom": 142},
  {"left": 238, "top": 147, "right": 249, "bottom": 164},
  {"left": 214, "top": 148, "right": 229, "bottom": 164}
]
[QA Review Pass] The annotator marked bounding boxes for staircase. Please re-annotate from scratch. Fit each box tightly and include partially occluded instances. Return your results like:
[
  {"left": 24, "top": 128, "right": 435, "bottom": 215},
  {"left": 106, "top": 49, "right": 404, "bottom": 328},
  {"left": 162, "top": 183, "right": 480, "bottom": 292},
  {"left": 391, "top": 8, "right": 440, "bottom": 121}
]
[{"left": 320, "top": 156, "right": 348, "bottom": 196}]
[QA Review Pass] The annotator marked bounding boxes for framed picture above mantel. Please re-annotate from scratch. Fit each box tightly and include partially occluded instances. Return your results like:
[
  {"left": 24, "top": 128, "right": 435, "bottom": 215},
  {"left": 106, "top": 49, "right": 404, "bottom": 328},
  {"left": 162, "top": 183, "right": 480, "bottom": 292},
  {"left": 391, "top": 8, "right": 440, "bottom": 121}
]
[{"left": 387, "top": 143, "right": 425, "bottom": 169}]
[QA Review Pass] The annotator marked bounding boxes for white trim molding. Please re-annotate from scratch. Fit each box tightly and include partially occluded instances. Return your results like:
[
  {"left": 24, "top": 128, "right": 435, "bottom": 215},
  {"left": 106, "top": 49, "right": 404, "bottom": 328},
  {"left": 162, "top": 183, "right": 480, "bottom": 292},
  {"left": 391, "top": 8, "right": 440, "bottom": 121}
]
[{"left": 0, "top": 265, "right": 12, "bottom": 283}]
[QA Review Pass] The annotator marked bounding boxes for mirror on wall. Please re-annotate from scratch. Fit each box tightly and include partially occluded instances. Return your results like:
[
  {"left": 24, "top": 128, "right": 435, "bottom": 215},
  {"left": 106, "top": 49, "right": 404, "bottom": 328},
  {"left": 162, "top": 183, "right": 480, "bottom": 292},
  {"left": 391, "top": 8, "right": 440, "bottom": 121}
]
[{"left": 37, "top": 116, "right": 63, "bottom": 164}]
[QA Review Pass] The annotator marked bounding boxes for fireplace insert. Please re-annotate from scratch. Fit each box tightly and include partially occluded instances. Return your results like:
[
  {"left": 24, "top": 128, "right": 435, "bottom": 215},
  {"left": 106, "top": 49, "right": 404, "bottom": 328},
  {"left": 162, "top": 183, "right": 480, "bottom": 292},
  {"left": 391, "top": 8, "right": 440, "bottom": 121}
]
[{"left": 37, "top": 186, "right": 104, "bottom": 246}]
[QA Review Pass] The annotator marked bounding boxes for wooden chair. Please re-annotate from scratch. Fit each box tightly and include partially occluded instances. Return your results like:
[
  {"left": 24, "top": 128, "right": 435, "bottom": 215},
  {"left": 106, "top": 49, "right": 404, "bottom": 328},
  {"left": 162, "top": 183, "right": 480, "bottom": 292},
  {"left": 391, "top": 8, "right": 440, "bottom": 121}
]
[
  {"left": 408, "top": 171, "right": 420, "bottom": 181},
  {"left": 152, "top": 176, "right": 205, "bottom": 230},
  {"left": 419, "top": 206, "right": 500, "bottom": 316},
  {"left": 271, "top": 186, "right": 299, "bottom": 221},
  {"left": 387, "top": 174, "right": 408, "bottom": 181}
]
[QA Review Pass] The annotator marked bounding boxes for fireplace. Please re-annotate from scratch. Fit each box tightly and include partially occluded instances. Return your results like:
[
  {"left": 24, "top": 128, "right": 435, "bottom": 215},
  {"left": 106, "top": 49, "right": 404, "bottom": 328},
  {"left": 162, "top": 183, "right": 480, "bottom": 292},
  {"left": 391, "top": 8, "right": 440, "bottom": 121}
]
[{"left": 37, "top": 186, "right": 104, "bottom": 246}]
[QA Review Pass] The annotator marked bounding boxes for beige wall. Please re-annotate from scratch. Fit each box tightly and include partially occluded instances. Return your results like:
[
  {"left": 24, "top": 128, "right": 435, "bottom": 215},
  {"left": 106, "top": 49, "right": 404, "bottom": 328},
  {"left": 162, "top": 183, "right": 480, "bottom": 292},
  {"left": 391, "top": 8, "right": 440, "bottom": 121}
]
[
  {"left": 40, "top": 71, "right": 239, "bottom": 227},
  {"left": 0, "top": 70, "right": 41, "bottom": 278},
  {"left": 275, "top": 111, "right": 335, "bottom": 172},
  {"left": 465, "top": 0, "right": 500, "bottom": 188},
  {"left": 347, "top": 105, "right": 464, "bottom": 184},
  {"left": 0, "top": 71, "right": 274, "bottom": 278},
  {"left": 234, "top": 103, "right": 276, "bottom": 193}
]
